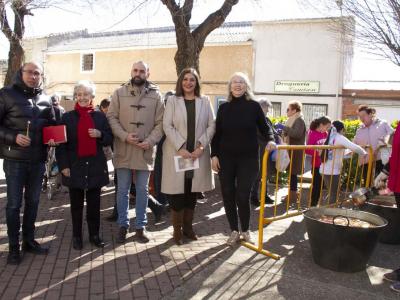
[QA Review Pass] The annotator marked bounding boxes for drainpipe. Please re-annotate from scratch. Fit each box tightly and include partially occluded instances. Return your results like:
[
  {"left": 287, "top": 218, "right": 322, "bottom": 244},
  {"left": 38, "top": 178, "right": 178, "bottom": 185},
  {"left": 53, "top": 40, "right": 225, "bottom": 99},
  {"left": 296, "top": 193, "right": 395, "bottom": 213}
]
[{"left": 336, "top": 0, "right": 344, "bottom": 119}]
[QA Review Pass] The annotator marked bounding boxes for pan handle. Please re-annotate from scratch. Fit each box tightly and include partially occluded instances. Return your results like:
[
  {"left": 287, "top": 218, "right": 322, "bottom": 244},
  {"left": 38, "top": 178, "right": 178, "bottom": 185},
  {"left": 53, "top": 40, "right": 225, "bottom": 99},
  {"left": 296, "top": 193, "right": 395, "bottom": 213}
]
[{"left": 333, "top": 215, "right": 350, "bottom": 227}]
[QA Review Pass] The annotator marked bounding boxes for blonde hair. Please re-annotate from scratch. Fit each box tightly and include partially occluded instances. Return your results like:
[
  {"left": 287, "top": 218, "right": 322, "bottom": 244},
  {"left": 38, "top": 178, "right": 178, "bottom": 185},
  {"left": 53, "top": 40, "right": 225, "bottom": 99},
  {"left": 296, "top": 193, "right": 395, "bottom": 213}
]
[{"left": 227, "top": 72, "right": 255, "bottom": 102}]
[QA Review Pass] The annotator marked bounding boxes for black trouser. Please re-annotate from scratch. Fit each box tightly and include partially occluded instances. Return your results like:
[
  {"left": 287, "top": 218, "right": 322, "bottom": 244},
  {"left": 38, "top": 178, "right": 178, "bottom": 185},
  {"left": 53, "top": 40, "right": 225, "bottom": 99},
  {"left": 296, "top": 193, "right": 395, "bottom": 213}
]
[
  {"left": 251, "top": 143, "right": 270, "bottom": 201},
  {"left": 219, "top": 155, "right": 258, "bottom": 232},
  {"left": 395, "top": 193, "right": 400, "bottom": 208},
  {"left": 311, "top": 167, "right": 322, "bottom": 206},
  {"left": 290, "top": 174, "right": 298, "bottom": 191},
  {"left": 69, "top": 187, "right": 101, "bottom": 238},
  {"left": 154, "top": 137, "right": 168, "bottom": 206},
  {"left": 167, "top": 178, "right": 197, "bottom": 211}
]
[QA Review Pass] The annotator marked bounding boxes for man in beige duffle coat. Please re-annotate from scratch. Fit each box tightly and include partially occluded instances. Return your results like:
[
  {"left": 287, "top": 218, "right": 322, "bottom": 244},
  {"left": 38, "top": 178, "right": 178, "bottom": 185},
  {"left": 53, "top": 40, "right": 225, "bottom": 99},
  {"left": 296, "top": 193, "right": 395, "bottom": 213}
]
[{"left": 107, "top": 61, "right": 164, "bottom": 243}]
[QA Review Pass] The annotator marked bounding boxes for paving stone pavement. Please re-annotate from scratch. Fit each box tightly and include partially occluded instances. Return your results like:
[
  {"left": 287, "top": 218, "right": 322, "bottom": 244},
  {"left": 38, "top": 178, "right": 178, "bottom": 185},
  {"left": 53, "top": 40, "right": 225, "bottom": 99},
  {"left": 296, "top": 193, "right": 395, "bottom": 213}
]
[{"left": 0, "top": 172, "right": 398, "bottom": 299}]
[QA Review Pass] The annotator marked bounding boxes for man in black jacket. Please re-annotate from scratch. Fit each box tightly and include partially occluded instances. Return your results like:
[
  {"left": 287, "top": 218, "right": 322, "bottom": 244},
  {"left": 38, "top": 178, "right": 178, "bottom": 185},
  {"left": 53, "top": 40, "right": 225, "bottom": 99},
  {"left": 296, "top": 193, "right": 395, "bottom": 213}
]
[{"left": 0, "top": 62, "right": 56, "bottom": 264}]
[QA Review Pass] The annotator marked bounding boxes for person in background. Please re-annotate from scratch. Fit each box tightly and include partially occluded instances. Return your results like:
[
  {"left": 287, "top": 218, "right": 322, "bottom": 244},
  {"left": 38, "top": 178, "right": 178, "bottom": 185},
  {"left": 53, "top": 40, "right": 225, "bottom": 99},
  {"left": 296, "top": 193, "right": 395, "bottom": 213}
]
[
  {"left": 211, "top": 72, "right": 276, "bottom": 246},
  {"left": 354, "top": 105, "right": 393, "bottom": 183},
  {"left": 320, "top": 120, "right": 367, "bottom": 204},
  {"left": 99, "top": 98, "right": 110, "bottom": 114},
  {"left": 50, "top": 93, "right": 65, "bottom": 191},
  {"left": 153, "top": 90, "right": 175, "bottom": 208},
  {"left": 250, "top": 98, "right": 277, "bottom": 206},
  {"left": 56, "top": 81, "right": 113, "bottom": 250},
  {"left": 107, "top": 61, "right": 164, "bottom": 244},
  {"left": 51, "top": 94, "right": 65, "bottom": 123},
  {"left": 0, "top": 62, "right": 58, "bottom": 264},
  {"left": 281, "top": 100, "right": 306, "bottom": 203},
  {"left": 99, "top": 98, "right": 120, "bottom": 222},
  {"left": 306, "top": 116, "right": 331, "bottom": 206},
  {"left": 162, "top": 68, "right": 215, "bottom": 245}
]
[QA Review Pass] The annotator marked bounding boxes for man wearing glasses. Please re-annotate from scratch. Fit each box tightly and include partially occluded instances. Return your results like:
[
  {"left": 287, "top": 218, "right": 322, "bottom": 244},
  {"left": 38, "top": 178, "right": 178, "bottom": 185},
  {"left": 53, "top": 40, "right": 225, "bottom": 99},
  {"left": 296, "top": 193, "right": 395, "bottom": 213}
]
[
  {"left": 0, "top": 62, "right": 57, "bottom": 264},
  {"left": 107, "top": 61, "right": 164, "bottom": 244}
]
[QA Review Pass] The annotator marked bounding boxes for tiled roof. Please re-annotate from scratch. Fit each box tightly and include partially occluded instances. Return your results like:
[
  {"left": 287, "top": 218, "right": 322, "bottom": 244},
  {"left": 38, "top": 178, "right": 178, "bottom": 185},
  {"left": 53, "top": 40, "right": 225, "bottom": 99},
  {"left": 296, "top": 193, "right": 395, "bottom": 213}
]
[{"left": 46, "top": 21, "right": 252, "bottom": 52}]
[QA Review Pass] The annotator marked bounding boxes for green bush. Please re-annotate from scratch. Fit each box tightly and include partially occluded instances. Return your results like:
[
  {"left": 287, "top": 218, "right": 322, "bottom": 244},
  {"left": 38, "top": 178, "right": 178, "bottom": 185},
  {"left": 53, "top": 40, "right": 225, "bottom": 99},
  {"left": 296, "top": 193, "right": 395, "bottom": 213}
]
[
  {"left": 270, "top": 116, "right": 287, "bottom": 125},
  {"left": 343, "top": 119, "right": 361, "bottom": 140}
]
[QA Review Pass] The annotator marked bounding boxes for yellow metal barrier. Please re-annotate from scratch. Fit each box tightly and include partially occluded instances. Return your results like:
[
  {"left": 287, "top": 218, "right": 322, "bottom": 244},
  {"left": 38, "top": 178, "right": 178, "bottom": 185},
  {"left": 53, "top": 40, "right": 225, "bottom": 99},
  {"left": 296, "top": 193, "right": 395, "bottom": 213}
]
[{"left": 241, "top": 144, "right": 374, "bottom": 259}]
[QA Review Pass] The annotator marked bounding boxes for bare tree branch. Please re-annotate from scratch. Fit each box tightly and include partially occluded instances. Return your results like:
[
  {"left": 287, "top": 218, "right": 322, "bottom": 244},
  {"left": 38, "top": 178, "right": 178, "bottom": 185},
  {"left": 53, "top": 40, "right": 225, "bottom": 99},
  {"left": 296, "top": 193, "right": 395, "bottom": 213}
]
[
  {"left": 192, "top": 0, "right": 239, "bottom": 49},
  {"left": 301, "top": 0, "right": 400, "bottom": 67},
  {"left": 0, "top": 0, "right": 14, "bottom": 40}
]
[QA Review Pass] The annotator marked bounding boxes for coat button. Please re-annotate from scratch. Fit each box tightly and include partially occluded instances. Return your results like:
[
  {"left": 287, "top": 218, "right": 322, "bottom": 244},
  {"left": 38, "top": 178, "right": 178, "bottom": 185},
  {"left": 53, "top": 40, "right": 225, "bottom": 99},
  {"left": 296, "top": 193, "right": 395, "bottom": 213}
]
[{"left": 86, "top": 162, "right": 89, "bottom": 165}]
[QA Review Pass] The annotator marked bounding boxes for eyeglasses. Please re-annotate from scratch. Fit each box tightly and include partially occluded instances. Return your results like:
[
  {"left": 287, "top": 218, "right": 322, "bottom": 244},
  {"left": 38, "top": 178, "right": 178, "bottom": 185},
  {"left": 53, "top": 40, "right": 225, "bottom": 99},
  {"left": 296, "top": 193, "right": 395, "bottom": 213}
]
[
  {"left": 232, "top": 80, "right": 245, "bottom": 85},
  {"left": 22, "top": 70, "right": 42, "bottom": 77},
  {"left": 286, "top": 108, "right": 290, "bottom": 112}
]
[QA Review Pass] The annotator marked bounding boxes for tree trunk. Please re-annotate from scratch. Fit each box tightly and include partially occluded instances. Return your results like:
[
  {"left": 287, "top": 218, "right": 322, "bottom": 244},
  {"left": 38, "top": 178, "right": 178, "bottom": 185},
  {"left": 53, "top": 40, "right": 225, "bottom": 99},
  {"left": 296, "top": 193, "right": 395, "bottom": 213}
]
[
  {"left": 174, "top": 31, "right": 201, "bottom": 75},
  {"left": 162, "top": 0, "right": 239, "bottom": 77},
  {"left": 4, "top": 39, "right": 24, "bottom": 86}
]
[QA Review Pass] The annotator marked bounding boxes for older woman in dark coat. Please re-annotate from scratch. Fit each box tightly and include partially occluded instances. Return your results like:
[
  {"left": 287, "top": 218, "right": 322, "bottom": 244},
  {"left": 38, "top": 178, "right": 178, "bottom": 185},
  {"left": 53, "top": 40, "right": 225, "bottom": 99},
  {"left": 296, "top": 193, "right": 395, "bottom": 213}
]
[{"left": 56, "top": 80, "right": 113, "bottom": 250}]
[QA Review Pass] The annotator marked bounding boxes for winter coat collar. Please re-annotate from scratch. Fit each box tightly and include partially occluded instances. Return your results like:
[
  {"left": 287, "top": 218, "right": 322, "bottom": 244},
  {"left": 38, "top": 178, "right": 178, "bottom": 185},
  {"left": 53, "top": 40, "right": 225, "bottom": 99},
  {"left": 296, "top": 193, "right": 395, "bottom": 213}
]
[{"left": 11, "top": 68, "right": 42, "bottom": 97}]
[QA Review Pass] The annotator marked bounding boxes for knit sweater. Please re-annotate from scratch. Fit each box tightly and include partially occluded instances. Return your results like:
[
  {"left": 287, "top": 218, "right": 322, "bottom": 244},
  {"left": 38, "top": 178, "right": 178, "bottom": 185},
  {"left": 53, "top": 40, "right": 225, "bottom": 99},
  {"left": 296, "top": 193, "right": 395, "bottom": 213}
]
[
  {"left": 211, "top": 95, "right": 274, "bottom": 159},
  {"left": 306, "top": 130, "right": 328, "bottom": 168}
]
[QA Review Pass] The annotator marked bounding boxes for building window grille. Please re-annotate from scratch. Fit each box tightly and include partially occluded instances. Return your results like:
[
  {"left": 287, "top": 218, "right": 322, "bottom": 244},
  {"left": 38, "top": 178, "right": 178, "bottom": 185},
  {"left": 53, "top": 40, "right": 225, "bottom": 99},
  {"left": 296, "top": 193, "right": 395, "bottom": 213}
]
[
  {"left": 270, "top": 102, "right": 281, "bottom": 118},
  {"left": 303, "top": 103, "right": 328, "bottom": 126},
  {"left": 81, "top": 53, "right": 94, "bottom": 72}
]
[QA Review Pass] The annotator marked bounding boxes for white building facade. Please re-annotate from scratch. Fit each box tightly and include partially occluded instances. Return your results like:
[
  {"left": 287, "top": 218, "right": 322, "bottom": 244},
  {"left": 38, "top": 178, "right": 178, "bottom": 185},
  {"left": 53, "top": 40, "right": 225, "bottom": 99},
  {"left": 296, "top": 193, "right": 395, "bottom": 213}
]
[{"left": 251, "top": 18, "right": 354, "bottom": 124}]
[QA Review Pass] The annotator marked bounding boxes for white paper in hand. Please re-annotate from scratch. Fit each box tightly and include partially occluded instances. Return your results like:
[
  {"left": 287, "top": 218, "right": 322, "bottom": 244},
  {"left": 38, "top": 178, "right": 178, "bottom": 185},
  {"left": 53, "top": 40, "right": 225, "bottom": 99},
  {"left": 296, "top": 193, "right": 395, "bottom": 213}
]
[{"left": 174, "top": 156, "right": 199, "bottom": 172}]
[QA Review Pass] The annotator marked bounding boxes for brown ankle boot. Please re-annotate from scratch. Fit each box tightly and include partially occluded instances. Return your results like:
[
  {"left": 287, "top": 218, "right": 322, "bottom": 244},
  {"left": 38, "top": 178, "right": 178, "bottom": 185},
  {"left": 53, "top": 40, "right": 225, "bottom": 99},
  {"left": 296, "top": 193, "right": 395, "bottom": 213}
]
[
  {"left": 171, "top": 210, "right": 184, "bottom": 245},
  {"left": 183, "top": 208, "right": 198, "bottom": 240}
]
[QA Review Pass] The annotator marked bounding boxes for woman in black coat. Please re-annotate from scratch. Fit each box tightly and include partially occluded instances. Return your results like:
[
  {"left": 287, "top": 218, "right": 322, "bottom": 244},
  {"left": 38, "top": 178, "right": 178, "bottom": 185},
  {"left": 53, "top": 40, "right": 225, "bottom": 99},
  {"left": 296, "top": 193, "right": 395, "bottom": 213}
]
[
  {"left": 211, "top": 72, "right": 276, "bottom": 246},
  {"left": 56, "top": 81, "right": 113, "bottom": 250}
]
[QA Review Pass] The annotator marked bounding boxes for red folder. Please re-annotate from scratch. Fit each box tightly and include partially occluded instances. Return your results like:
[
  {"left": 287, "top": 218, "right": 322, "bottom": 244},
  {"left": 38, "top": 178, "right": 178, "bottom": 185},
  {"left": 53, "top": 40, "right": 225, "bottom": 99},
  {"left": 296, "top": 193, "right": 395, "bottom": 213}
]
[{"left": 43, "top": 125, "right": 67, "bottom": 144}]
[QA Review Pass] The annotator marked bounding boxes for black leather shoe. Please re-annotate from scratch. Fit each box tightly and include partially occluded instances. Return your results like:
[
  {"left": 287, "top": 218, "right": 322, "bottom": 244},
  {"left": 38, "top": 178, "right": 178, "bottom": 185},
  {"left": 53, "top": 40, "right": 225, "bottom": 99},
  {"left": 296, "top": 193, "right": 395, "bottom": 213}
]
[
  {"left": 134, "top": 228, "right": 150, "bottom": 244},
  {"left": 116, "top": 227, "right": 128, "bottom": 244},
  {"left": 22, "top": 240, "right": 49, "bottom": 255},
  {"left": 89, "top": 235, "right": 105, "bottom": 248},
  {"left": 72, "top": 237, "right": 83, "bottom": 250},
  {"left": 265, "top": 195, "right": 274, "bottom": 204},
  {"left": 7, "top": 245, "right": 22, "bottom": 265},
  {"left": 250, "top": 197, "right": 260, "bottom": 207}
]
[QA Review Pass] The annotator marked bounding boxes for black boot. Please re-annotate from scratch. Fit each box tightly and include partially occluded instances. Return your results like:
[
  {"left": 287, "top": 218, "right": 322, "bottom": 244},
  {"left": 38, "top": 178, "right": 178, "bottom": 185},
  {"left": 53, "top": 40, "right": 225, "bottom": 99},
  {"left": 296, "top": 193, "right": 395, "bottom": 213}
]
[
  {"left": 72, "top": 236, "right": 83, "bottom": 250},
  {"left": 89, "top": 235, "right": 105, "bottom": 248},
  {"left": 250, "top": 197, "right": 260, "bottom": 207},
  {"left": 22, "top": 240, "right": 49, "bottom": 255},
  {"left": 7, "top": 244, "right": 21, "bottom": 265}
]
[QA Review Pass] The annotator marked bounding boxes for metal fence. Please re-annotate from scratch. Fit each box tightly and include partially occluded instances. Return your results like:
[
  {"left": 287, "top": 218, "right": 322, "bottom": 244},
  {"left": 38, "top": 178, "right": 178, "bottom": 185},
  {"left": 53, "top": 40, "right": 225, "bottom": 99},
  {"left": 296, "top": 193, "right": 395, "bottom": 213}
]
[{"left": 241, "top": 144, "right": 374, "bottom": 259}]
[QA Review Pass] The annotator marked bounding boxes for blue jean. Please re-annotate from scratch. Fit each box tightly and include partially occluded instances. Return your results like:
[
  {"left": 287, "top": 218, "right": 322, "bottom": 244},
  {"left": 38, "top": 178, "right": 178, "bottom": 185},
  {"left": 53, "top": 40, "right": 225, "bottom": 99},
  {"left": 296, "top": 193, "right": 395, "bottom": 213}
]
[
  {"left": 3, "top": 159, "right": 45, "bottom": 246},
  {"left": 116, "top": 168, "right": 150, "bottom": 229}
]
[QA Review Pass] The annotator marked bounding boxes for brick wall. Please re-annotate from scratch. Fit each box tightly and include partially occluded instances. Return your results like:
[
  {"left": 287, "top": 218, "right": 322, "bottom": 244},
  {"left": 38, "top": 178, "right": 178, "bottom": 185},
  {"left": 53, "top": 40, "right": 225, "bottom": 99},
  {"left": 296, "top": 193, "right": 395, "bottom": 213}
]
[{"left": 342, "top": 89, "right": 400, "bottom": 119}]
